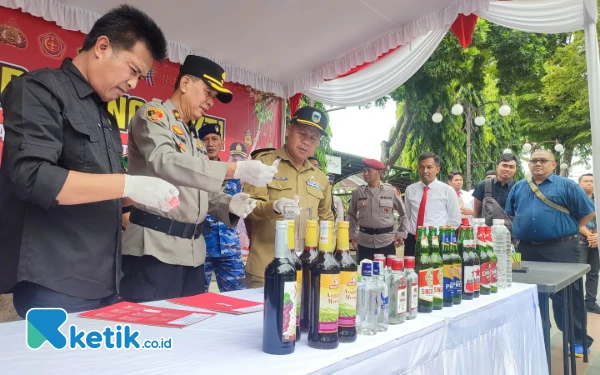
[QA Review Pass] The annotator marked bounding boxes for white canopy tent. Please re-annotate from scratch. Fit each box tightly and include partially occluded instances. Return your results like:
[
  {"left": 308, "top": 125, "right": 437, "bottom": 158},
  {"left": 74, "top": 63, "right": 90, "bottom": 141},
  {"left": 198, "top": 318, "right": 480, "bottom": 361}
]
[{"left": 1, "top": 0, "right": 600, "bottom": 199}]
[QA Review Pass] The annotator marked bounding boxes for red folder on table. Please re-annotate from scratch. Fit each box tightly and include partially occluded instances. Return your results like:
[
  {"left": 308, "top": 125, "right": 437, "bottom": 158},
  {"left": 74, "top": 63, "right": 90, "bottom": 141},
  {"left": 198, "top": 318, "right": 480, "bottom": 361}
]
[{"left": 169, "top": 292, "right": 263, "bottom": 315}]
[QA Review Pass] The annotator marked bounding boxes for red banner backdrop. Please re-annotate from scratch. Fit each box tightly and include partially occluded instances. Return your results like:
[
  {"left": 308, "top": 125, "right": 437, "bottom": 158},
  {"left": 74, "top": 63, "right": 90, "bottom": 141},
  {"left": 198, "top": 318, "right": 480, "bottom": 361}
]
[{"left": 0, "top": 7, "right": 282, "bottom": 165}]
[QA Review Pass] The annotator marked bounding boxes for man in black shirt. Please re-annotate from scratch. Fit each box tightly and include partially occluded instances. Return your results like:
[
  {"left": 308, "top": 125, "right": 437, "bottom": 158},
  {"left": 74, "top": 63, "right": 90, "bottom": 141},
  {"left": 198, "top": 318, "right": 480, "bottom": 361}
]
[
  {"left": 472, "top": 153, "right": 518, "bottom": 217},
  {"left": 0, "top": 5, "right": 178, "bottom": 317}
]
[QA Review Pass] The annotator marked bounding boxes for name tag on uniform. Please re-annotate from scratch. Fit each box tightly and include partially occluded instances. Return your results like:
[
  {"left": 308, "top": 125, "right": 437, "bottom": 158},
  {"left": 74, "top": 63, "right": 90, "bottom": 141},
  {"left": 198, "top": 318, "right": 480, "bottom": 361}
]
[{"left": 306, "top": 179, "right": 323, "bottom": 190}]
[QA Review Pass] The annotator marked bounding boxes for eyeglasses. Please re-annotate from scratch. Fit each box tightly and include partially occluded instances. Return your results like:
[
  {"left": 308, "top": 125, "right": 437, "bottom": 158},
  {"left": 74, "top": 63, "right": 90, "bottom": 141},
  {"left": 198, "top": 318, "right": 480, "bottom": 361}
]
[{"left": 529, "top": 159, "right": 552, "bottom": 165}]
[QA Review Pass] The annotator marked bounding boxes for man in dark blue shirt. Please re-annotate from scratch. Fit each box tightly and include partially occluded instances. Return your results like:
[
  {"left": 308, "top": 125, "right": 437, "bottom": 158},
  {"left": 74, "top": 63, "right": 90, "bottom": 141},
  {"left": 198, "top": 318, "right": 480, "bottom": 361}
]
[{"left": 506, "top": 149, "right": 595, "bottom": 356}]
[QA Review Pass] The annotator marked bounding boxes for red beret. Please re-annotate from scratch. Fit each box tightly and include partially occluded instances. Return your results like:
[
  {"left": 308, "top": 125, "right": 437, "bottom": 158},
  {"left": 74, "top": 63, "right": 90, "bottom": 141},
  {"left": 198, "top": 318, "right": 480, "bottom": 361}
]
[{"left": 363, "top": 158, "right": 385, "bottom": 170}]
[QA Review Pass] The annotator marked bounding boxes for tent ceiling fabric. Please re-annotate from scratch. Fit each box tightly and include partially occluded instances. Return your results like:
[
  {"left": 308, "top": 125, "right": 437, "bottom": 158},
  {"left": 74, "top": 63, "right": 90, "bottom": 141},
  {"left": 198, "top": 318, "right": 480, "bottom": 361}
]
[{"left": 0, "top": 0, "right": 491, "bottom": 98}]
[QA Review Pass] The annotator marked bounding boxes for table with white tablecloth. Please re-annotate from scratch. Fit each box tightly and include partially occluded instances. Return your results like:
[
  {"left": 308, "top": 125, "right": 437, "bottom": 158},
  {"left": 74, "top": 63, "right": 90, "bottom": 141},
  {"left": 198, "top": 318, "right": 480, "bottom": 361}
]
[
  {"left": 430, "top": 282, "right": 549, "bottom": 375},
  {"left": 0, "top": 283, "right": 546, "bottom": 375}
]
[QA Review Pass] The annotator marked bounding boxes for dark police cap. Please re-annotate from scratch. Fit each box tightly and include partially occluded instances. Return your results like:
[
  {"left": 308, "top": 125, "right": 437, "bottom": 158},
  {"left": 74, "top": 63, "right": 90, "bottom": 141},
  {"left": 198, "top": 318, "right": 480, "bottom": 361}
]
[
  {"left": 198, "top": 123, "right": 222, "bottom": 140},
  {"left": 291, "top": 106, "right": 328, "bottom": 135},
  {"left": 180, "top": 55, "right": 233, "bottom": 104},
  {"left": 230, "top": 142, "right": 248, "bottom": 157}
]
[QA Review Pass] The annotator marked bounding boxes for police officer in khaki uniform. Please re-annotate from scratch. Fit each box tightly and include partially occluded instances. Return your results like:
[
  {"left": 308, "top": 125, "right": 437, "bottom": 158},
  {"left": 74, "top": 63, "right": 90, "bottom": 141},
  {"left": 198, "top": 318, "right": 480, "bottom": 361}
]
[
  {"left": 347, "top": 158, "right": 408, "bottom": 263},
  {"left": 121, "top": 56, "right": 277, "bottom": 301},
  {"left": 244, "top": 107, "right": 335, "bottom": 288}
]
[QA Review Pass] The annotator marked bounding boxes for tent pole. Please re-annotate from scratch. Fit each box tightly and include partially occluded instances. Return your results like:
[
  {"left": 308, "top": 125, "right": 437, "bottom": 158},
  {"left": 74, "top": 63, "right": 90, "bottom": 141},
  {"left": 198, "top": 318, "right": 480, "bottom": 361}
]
[
  {"left": 281, "top": 98, "right": 287, "bottom": 147},
  {"left": 584, "top": 12, "right": 600, "bottom": 211}
]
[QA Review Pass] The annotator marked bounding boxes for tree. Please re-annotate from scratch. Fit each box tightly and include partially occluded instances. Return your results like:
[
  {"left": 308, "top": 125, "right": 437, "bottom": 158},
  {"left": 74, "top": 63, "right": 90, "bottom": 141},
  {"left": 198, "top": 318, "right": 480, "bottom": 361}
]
[
  {"left": 375, "top": 20, "right": 568, "bottom": 185},
  {"left": 517, "top": 30, "right": 593, "bottom": 174},
  {"left": 382, "top": 21, "right": 525, "bottom": 185}
]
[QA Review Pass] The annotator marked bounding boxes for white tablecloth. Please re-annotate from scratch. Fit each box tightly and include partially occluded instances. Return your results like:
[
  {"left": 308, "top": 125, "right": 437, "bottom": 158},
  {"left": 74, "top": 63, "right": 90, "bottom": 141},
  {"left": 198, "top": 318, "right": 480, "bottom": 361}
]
[
  {"left": 430, "top": 283, "right": 549, "bottom": 375},
  {"left": 0, "top": 284, "right": 546, "bottom": 375},
  {"left": 0, "top": 288, "right": 446, "bottom": 375}
]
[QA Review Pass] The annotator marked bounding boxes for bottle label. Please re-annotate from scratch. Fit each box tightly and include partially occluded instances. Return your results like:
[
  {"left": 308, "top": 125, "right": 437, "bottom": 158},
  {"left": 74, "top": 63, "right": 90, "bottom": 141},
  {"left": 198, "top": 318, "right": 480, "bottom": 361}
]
[
  {"left": 433, "top": 267, "right": 443, "bottom": 299},
  {"left": 474, "top": 264, "right": 480, "bottom": 292},
  {"left": 454, "top": 266, "right": 462, "bottom": 296},
  {"left": 463, "top": 266, "right": 474, "bottom": 293},
  {"left": 410, "top": 282, "right": 418, "bottom": 310},
  {"left": 398, "top": 283, "right": 407, "bottom": 314},
  {"left": 338, "top": 271, "right": 358, "bottom": 327},
  {"left": 490, "top": 261, "right": 498, "bottom": 285},
  {"left": 443, "top": 264, "right": 454, "bottom": 299},
  {"left": 282, "top": 281, "right": 297, "bottom": 342},
  {"left": 318, "top": 273, "right": 340, "bottom": 333},
  {"left": 480, "top": 262, "right": 490, "bottom": 286},
  {"left": 418, "top": 269, "right": 433, "bottom": 302},
  {"left": 296, "top": 270, "right": 302, "bottom": 326}
]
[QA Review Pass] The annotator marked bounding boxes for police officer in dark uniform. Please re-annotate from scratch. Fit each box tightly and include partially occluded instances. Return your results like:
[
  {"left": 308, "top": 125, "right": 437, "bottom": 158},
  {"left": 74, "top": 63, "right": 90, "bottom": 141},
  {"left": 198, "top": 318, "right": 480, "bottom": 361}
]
[
  {"left": 0, "top": 6, "right": 178, "bottom": 316},
  {"left": 347, "top": 158, "right": 408, "bottom": 262}
]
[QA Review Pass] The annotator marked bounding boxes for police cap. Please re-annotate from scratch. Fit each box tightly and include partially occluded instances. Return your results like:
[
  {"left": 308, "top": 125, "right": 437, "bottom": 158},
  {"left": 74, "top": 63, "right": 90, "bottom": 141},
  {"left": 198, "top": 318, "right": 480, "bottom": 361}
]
[
  {"left": 198, "top": 123, "right": 222, "bottom": 140},
  {"left": 229, "top": 142, "right": 248, "bottom": 158},
  {"left": 180, "top": 55, "right": 233, "bottom": 104}
]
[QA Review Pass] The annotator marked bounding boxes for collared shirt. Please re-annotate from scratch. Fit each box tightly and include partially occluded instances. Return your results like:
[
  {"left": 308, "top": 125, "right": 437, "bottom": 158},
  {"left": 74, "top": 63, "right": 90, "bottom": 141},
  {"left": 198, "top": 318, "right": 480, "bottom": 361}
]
[
  {"left": 0, "top": 59, "right": 123, "bottom": 298},
  {"left": 244, "top": 146, "right": 334, "bottom": 277},
  {"left": 404, "top": 179, "right": 462, "bottom": 235},
  {"left": 347, "top": 182, "right": 408, "bottom": 248},
  {"left": 204, "top": 179, "right": 243, "bottom": 258},
  {"left": 123, "top": 99, "right": 234, "bottom": 267},
  {"left": 505, "top": 174, "right": 595, "bottom": 242},
  {"left": 472, "top": 177, "right": 515, "bottom": 209}
]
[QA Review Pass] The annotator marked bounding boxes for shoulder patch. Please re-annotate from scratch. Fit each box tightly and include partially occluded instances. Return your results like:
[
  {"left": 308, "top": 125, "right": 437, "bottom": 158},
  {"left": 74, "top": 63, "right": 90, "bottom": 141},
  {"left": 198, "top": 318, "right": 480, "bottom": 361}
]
[{"left": 146, "top": 107, "right": 165, "bottom": 123}]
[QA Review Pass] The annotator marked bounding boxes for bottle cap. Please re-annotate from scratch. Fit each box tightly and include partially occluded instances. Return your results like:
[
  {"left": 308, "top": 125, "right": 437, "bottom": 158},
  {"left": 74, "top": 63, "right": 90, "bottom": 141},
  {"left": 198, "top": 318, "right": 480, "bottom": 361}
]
[
  {"left": 386, "top": 255, "right": 396, "bottom": 268},
  {"left": 392, "top": 258, "right": 404, "bottom": 271},
  {"left": 404, "top": 256, "right": 415, "bottom": 269}
]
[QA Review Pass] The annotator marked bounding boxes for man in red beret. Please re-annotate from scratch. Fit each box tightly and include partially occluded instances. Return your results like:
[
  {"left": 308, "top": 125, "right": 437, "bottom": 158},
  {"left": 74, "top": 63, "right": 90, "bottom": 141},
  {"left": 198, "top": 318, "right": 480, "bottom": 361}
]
[{"left": 347, "top": 158, "right": 408, "bottom": 262}]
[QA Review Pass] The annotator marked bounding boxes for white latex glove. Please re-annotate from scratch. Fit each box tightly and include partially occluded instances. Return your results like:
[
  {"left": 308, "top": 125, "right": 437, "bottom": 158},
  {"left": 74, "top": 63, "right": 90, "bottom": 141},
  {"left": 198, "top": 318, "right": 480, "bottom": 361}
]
[
  {"left": 233, "top": 160, "right": 277, "bottom": 187},
  {"left": 229, "top": 193, "right": 257, "bottom": 219},
  {"left": 273, "top": 198, "right": 297, "bottom": 215},
  {"left": 123, "top": 175, "right": 179, "bottom": 213}
]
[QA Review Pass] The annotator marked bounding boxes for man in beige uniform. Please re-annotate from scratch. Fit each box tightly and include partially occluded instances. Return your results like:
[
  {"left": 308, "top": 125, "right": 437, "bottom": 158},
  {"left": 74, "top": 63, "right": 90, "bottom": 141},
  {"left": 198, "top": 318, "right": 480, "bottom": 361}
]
[
  {"left": 121, "top": 56, "right": 277, "bottom": 301},
  {"left": 347, "top": 158, "right": 408, "bottom": 263},
  {"left": 244, "top": 107, "right": 335, "bottom": 288}
]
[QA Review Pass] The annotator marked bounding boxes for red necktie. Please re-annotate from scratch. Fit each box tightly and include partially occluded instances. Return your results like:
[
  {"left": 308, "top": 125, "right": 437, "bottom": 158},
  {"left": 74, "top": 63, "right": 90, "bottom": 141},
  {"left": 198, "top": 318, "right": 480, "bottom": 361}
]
[{"left": 417, "top": 185, "right": 429, "bottom": 227}]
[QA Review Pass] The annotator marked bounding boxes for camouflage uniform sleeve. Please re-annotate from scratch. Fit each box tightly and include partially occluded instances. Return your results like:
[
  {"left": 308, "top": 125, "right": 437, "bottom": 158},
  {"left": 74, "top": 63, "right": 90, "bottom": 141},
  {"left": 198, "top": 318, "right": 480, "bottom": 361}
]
[
  {"left": 244, "top": 153, "right": 280, "bottom": 220},
  {"left": 347, "top": 189, "right": 359, "bottom": 240},
  {"left": 392, "top": 188, "right": 408, "bottom": 239},
  {"left": 318, "top": 176, "right": 334, "bottom": 222},
  {"left": 129, "top": 103, "right": 227, "bottom": 192},
  {"left": 207, "top": 192, "right": 237, "bottom": 228}
]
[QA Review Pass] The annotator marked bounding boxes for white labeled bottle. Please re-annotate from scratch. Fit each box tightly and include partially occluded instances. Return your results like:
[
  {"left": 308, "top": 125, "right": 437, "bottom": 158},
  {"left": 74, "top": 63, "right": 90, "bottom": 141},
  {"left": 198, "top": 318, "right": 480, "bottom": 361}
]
[
  {"left": 388, "top": 258, "right": 407, "bottom": 325},
  {"left": 373, "top": 261, "right": 389, "bottom": 332},
  {"left": 356, "top": 260, "right": 377, "bottom": 335}
]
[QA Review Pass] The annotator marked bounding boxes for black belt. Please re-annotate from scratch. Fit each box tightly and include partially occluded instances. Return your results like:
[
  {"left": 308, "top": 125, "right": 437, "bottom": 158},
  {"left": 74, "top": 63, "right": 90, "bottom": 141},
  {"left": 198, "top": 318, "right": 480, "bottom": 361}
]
[
  {"left": 520, "top": 235, "right": 578, "bottom": 246},
  {"left": 359, "top": 226, "right": 394, "bottom": 235},
  {"left": 130, "top": 208, "right": 204, "bottom": 239}
]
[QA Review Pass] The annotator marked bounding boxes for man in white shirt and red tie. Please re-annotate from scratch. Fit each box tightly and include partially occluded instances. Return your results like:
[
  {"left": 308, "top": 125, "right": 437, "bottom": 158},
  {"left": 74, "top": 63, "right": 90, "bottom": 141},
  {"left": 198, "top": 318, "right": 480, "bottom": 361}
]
[
  {"left": 404, "top": 152, "right": 462, "bottom": 256},
  {"left": 447, "top": 171, "right": 474, "bottom": 226}
]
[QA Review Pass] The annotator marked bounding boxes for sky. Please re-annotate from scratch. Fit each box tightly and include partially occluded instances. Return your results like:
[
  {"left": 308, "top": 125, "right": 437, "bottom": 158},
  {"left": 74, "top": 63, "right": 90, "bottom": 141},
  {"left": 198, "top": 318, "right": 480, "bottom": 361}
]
[
  {"left": 327, "top": 103, "right": 592, "bottom": 182},
  {"left": 327, "top": 101, "right": 397, "bottom": 160}
]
